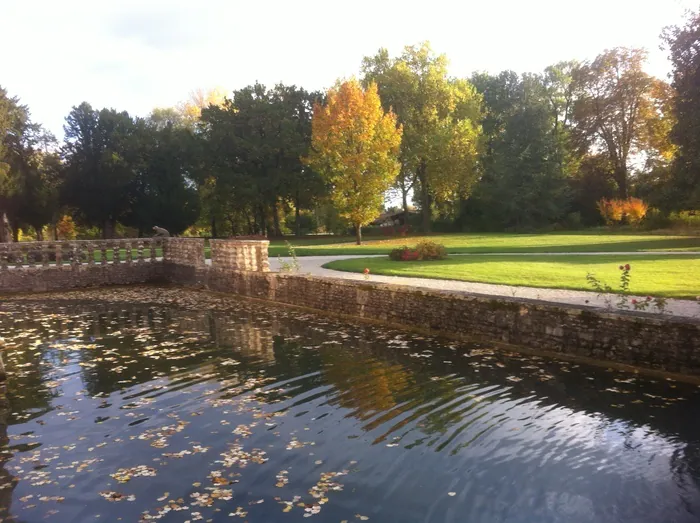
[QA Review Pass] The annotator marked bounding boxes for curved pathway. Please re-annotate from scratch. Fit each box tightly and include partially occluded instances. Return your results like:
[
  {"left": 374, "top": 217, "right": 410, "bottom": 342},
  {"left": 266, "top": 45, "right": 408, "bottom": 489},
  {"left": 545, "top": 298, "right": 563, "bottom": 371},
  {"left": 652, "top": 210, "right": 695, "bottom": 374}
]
[{"left": 269, "top": 254, "right": 700, "bottom": 319}]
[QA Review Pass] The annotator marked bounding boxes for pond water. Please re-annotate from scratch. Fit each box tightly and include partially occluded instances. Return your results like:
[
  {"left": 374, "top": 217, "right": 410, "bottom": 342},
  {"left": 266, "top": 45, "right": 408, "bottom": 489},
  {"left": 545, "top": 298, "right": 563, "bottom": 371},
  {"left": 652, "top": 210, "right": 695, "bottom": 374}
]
[{"left": 0, "top": 287, "right": 699, "bottom": 523}]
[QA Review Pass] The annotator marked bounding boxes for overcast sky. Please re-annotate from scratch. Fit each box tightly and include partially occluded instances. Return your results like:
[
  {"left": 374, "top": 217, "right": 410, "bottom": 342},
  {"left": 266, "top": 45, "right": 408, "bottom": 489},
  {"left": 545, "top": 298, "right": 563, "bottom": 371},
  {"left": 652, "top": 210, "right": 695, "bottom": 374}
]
[{"left": 3, "top": 0, "right": 696, "bottom": 138}]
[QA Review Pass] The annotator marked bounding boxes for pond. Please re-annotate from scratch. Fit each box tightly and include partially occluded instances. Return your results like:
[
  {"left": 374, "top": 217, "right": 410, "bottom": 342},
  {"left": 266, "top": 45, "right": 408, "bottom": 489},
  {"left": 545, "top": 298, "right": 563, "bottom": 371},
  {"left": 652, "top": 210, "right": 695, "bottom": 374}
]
[{"left": 0, "top": 286, "right": 698, "bottom": 523}]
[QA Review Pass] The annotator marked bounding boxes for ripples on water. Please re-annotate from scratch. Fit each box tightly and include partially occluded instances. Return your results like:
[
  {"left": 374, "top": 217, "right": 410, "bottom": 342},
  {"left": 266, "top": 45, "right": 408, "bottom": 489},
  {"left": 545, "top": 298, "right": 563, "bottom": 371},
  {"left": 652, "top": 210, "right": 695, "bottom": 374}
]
[{"left": 0, "top": 286, "right": 698, "bottom": 523}]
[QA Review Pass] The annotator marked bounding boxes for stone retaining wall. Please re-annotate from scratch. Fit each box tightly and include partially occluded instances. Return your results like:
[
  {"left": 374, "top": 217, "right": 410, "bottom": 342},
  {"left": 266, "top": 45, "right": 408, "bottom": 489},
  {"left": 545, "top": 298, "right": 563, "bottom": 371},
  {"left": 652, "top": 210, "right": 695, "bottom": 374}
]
[
  {"left": 187, "top": 269, "right": 700, "bottom": 377},
  {"left": 0, "top": 263, "right": 164, "bottom": 293}
]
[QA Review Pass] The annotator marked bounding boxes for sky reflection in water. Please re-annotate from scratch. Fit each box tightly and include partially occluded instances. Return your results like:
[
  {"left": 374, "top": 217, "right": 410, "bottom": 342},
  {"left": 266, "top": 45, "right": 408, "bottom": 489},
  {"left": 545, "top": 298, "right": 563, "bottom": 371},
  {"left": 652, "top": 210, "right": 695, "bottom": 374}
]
[{"left": 0, "top": 287, "right": 698, "bottom": 523}]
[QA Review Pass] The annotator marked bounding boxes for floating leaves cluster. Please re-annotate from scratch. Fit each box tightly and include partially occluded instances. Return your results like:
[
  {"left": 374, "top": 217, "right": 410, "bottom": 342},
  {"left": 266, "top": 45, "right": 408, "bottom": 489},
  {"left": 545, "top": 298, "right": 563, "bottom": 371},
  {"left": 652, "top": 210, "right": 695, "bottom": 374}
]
[{"left": 0, "top": 286, "right": 697, "bottom": 523}]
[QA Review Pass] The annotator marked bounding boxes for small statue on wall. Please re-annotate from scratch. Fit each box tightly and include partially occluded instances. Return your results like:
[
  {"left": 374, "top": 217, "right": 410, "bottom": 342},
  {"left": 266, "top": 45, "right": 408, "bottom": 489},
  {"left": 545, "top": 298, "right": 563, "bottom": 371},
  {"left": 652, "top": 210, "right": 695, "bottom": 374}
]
[{"left": 152, "top": 226, "right": 170, "bottom": 238}]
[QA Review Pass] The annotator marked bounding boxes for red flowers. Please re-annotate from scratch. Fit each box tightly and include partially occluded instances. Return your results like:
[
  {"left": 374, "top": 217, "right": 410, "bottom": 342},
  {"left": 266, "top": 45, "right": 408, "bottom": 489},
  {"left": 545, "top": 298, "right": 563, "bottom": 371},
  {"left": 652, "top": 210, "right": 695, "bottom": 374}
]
[
  {"left": 619, "top": 263, "right": 631, "bottom": 271},
  {"left": 363, "top": 267, "right": 370, "bottom": 280},
  {"left": 631, "top": 299, "right": 637, "bottom": 304},
  {"left": 619, "top": 265, "right": 624, "bottom": 270},
  {"left": 363, "top": 268, "right": 370, "bottom": 274},
  {"left": 646, "top": 296, "right": 652, "bottom": 301}
]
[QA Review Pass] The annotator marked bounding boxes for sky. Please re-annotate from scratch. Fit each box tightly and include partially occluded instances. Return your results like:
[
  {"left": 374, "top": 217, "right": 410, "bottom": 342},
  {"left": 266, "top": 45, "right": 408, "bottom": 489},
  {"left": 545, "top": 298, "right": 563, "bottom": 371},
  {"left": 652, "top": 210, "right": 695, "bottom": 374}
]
[{"left": 2, "top": 0, "right": 697, "bottom": 138}]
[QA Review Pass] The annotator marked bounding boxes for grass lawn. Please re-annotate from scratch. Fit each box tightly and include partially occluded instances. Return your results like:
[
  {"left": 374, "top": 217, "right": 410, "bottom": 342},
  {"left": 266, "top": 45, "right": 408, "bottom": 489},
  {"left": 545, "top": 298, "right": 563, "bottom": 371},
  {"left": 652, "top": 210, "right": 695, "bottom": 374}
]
[
  {"left": 267, "top": 231, "right": 700, "bottom": 257},
  {"left": 323, "top": 254, "right": 700, "bottom": 299}
]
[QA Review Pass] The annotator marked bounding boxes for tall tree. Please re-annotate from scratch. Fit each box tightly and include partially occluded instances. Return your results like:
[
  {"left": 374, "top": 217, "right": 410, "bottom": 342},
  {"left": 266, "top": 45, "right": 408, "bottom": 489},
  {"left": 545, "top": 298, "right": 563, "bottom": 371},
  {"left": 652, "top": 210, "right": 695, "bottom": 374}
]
[
  {"left": 305, "top": 80, "right": 402, "bottom": 244},
  {"left": 61, "top": 103, "right": 138, "bottom": 238},
  {"left": 362, "top": 43, "right": 482, "bottom": 231},
  {"left": 199, "top": 83, "right": 322, "bottom": 237},
  {"left": 572, "top": 48, "right": 669, "bottom": 198},
  {"left": 663, "top": 11, "right": 700, "bottom": 209},
  {"left": 179, "top": 87, "right": 227, "bottom": 128},
  {"left": 464, "top": 71, "right": 572, "bottom": 230},
  {"left": 122, "top": 119, "right": 200, "bottom": 235},
  {"left": 0, "top": 87, "right": 59, "bottom": 241}
]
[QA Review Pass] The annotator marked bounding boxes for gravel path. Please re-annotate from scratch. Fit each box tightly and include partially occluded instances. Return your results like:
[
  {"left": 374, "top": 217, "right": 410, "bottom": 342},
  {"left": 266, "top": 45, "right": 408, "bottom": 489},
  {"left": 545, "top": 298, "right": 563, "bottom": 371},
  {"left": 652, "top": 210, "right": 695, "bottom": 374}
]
[{"left": 269, "top": 255, "right": 700, "bottom": 319}]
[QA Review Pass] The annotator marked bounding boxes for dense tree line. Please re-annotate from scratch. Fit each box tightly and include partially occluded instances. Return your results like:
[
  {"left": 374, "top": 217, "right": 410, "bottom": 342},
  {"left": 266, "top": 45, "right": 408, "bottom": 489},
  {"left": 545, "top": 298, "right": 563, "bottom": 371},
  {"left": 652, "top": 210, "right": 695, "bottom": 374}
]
[{"left": 0, "top": 11, "right": 698, "bottom": 241}]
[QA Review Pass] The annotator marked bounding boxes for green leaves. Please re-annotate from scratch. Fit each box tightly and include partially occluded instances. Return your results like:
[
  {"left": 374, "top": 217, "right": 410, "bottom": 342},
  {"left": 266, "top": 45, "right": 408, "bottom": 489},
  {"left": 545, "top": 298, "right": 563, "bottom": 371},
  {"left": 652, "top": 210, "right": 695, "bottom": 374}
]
[{"left": 362, "top": 43, "right": 483, "bottom": 231}]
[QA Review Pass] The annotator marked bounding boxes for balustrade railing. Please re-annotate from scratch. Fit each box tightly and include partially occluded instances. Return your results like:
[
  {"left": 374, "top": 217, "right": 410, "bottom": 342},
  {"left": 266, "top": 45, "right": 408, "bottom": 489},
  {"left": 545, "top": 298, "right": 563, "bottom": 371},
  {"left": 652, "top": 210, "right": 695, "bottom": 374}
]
[{"left": 0, "top": 239, "right": 165, "bottom": 270}]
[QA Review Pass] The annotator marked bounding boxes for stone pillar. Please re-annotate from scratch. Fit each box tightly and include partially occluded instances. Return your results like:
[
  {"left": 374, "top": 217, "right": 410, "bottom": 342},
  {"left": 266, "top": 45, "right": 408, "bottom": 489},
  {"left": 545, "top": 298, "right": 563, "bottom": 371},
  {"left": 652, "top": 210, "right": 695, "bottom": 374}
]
[
  {"left": 163, "top": 238, "right": 206, "bottom": 267},
  {"left": 210, "top": 240, "right": 269, "bottom": 272}
]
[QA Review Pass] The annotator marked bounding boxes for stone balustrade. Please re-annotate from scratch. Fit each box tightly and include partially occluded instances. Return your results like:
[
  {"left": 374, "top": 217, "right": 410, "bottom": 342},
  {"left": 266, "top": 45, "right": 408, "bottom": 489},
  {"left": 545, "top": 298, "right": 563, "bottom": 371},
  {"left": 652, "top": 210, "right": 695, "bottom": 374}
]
[
  {"left": 0, "top": 238, "right": 165, "bottom": 269},
  {"left": 0, "top": 237, "right": 273, "bottom": 293}
]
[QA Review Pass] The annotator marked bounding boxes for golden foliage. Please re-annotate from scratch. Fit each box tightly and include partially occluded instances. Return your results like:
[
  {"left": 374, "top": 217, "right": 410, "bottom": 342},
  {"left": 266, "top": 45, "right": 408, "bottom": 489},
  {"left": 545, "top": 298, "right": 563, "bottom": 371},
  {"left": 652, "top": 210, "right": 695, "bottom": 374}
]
[
  {"left": 597, "top": 198, "right": 648, "bottom": 225},
  {"left": 56, "top": 215, "right": 77, "bottom": 240},
  {"left": 305, "top": 80, "right": 402, "bottom": 238},
  {"left": 624, "top": 197, "right": 649, "bottom": 225},
  {"left": 179, "top": 87, "right": 227, "bottom": 122}
]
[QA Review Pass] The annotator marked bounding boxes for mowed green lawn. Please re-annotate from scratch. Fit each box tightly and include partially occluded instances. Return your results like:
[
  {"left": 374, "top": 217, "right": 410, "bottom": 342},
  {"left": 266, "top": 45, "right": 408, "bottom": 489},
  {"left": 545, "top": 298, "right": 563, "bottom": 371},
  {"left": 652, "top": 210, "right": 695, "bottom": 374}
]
[
  {"left": 324, "top": 254, "right": 700, "bottom": 299},
  {"left": 267, "top": 232, "right": 700, "bottom": 257}
]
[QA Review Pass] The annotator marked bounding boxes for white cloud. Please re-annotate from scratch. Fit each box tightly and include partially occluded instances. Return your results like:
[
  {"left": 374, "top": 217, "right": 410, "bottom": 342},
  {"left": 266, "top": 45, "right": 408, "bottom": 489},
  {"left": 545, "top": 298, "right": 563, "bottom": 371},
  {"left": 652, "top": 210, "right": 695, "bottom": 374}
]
[{"left": 2, "top": 0, "right": 695, "bottom": 137}]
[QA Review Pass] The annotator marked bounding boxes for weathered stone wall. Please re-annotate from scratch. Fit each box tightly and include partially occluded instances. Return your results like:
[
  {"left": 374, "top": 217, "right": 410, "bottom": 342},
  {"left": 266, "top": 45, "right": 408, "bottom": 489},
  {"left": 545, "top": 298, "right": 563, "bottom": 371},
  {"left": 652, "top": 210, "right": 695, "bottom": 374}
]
[
  {"left": 3, "top": 237, "right": 700, "bottom": 377},
  {"left": 0, "top": 262, "right": 164, "bottom": 293},
  {"left": 186, "top": 270, "right": 700, "bottom": 377},
  {"left": 163, "top": 238, "right": 205, "bottom": 267},
  {"left": 209, "top": 239, "right": 269, "bottom": 272},
  {"left": 162, "top": 238, "right": 207, "bottom": 286}
]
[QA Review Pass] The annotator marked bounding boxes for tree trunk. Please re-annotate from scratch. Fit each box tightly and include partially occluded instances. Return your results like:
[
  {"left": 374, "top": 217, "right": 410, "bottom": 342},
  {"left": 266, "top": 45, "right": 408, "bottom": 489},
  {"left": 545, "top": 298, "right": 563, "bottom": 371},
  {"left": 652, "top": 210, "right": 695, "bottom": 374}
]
[
  {"left": 12, "top": 227, "right": 19, "bottom": 243},
  {"left": 272, "top": 201, "right": 282, "bottom": 237},
  {"left": 402, "top": 187, "right": 409, "bottom": 225},
  {"left": 417, "top": 161, "right": 431, "bottom": 233},
  {"left": 102, "top": 219, "right": 116, "bottom": 239},
  {"left": 259, "top": 206, "right": 268, "bottom": 237},
  {"left": 294, "top": 195, "right": 301, "bottom": 237},
  {"left": 36, "top": 228, "right": 43, "bottom": 241},
  {"left": 0, "top": 213, "right": 12, "bottom": 243},
  {"left": 615, "top": 165, "right": 628, "bottom": 199},
  {"left": 211, "top": 217, "right": 218, "bottom": 239},
  {"left": 355, "top": 224, "right": 362, "bottom": 245}
]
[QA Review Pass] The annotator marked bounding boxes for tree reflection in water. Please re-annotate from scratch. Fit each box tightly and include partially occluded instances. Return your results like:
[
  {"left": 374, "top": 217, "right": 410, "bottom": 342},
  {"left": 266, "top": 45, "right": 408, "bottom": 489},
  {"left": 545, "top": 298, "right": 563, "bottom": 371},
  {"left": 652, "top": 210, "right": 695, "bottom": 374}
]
[{"left": 0, "top": 287, "right": 697, "bottom": 523}]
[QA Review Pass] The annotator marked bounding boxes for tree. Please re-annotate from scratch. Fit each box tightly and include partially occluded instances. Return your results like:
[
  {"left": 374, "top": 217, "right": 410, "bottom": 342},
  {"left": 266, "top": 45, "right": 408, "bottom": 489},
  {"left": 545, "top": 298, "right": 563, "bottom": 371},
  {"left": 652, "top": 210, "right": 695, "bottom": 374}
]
[
  {"left": 122, "top": 119, "right": 200, "bottom": 235},
  {"left": 61, "top": 103, "right": 139, "bottom": 238},
  {"left": 663, "top": 11, "right": 700, "bottom": 210},
  {"left": 0, "top": 87, "right": 60, "bottom": 241},
  {"left": 573, "top": 48, "right": 670, "bottom": 199},
  {"left": 179, "top": 87, "right": 227, "bottom": 128},
  {"left": 199, "top": 83, "right": 323, "bottom": 237},
  {"left": 462, "top": 72, "right": 572, "bottom": 230},
  {"left": 305, "top": 80, "right": 402, "bottom": 244},
  {"left": 362, "top": 43, "right": 482, "bottom": 231}
]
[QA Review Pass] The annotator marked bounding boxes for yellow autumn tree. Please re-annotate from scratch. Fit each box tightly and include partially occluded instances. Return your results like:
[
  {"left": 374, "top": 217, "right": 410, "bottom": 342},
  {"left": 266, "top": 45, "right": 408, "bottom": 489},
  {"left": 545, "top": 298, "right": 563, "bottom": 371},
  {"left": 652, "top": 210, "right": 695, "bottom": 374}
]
[
  {"left": 179, "top": 87, "right": 227, "bottom": 125},
  {"left": 306, "top": 80, "right": 402, "bottom": 244}
]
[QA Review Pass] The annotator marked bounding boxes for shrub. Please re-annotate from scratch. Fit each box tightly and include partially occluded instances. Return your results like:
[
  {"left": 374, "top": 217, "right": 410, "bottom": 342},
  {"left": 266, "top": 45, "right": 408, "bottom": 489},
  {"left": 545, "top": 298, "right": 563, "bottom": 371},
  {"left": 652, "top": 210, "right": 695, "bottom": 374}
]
[
  {"left": 563, "top": 211, "right": 583, "bottom": 230},
  {"left": 401, "top": 249, "right": 421, "bottom": 261},
  {"left": 623, "top": 197, "right": 648, "bottom": 225},
  {"left": 670, "top": 210, "right": 700, "bottom": 229},
  {"left": 642, "top": 208, "right": 671, "bottom": 230},
  {"left": 596, "top": 198, "right": 625, "bottom": 224},
  {"left": 56, "top": 215, "right": 77, "bottom": 240},
  {"left": 389, "top": 241, "right": 448, "bottom": 261},
  {"left": 597, "top": 197, "right": 649, "bottom": 226},
  {"left": 389, "top": 246, "right": 411, "bottom": 261},
  {"left": 415, "top": 240, "right": 448, "bottom": 260}
]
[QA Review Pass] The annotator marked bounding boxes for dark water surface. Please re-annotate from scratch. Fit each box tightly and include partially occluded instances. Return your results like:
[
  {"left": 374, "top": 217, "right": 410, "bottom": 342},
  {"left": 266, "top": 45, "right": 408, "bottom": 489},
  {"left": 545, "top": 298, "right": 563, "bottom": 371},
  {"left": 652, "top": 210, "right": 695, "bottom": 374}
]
[{"left": 0, "top": 286, "right": 698, "bottom": 523}]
